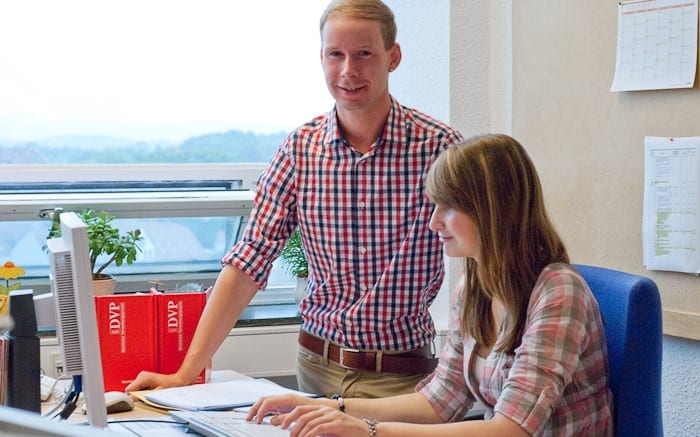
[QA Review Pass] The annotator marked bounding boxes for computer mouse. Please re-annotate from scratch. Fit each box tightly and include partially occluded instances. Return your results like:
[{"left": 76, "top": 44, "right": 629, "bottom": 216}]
[
  {"left": 104, "top": 391, "right": 134, "bottom": 413},
  {"left": 82, "top": 391, "right": 134, "bottom": 414},
  {"left": 83, "top": 391, "right": 135, "bottom": 414}
]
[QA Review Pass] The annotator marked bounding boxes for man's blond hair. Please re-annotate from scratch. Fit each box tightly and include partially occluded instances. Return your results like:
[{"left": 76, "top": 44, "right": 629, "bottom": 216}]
[{"left": 319, "top": 0, "right": 397, "bottom": 49}]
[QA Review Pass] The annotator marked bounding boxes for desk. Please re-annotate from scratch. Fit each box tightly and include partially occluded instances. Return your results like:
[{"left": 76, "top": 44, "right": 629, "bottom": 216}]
[{"left": 40, "top": 370, "right": 250, "bottom": 433}]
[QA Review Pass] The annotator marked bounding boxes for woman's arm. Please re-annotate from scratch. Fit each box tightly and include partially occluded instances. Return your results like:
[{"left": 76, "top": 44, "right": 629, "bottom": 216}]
[
  {"left": 248, "top": 392, "right": 443, "bottom": 425},
  {"left": 275, "top": 406, "right": 528, "bottom": 437},
  {"left": 250, "top": 392, "right": 528, "bottom": 437},
  {"left": 340, "top": 392, "right": 442, "bottom": 423}
]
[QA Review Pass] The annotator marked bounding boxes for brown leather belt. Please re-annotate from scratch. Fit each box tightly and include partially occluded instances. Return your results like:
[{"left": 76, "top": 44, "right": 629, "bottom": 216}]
[{"left": 298, "top": 330, "right": 438, "bottom": 375}]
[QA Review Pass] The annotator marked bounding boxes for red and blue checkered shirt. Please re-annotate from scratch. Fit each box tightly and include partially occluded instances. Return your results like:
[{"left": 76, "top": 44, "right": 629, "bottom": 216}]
[{"left": 223, "top": 97, "right": 464, "bottom": 351}]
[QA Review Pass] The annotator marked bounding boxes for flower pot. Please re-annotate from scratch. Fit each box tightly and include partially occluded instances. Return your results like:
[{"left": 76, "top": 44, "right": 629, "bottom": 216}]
[{"left": 92, "top": 275, "right": 117, "bottom": 296}]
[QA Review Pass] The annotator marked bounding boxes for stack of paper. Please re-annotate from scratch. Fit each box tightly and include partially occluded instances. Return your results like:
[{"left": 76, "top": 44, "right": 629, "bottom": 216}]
[{"left": 142, "top": 378, "right": 320, "bottom": 411}]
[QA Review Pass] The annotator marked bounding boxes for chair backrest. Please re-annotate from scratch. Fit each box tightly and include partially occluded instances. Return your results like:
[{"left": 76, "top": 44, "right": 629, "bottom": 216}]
[{"left": 573, "top": 264, "right": 663, "bottom": 437}]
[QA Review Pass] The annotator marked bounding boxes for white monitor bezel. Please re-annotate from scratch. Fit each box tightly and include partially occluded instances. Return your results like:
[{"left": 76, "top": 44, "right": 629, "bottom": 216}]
[{"left": 47, "top": 211, "right": 107, "bottom": 428}]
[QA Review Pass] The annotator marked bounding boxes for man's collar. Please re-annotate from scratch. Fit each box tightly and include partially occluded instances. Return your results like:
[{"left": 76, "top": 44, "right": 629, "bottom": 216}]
[{"left": 324, "top": 97, "right": 404, "bottom": 148}]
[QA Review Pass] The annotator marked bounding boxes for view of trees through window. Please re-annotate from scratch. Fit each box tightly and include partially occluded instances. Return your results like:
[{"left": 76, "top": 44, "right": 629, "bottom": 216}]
[{"left": 0, "top": 129, "right": 288, "bottom": 164}]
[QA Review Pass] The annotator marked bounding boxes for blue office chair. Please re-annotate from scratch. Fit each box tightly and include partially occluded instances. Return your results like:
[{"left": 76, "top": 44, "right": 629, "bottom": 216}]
[{"left": 574, "top": 264, "right": 663, "bottom": 437}]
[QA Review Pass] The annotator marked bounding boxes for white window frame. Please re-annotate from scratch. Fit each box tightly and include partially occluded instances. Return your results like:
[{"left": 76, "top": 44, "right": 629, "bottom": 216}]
[
  {"left": 0, "top": 163, "right": 298, "bottom": 304},
  {"left": 0, "top": 163, "right": 266, "bottom": 191}
]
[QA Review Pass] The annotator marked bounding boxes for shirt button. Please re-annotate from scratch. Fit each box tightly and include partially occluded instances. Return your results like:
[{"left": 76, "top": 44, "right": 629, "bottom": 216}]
[
  {"left": 359, "top": 201, "right": 366, "bottom": 209},
  {"left": 359, "top": 247, "right": 367, "bottom": 254},
  {"left": 360, "top": 284, "right": 368, "bottom": 291}
]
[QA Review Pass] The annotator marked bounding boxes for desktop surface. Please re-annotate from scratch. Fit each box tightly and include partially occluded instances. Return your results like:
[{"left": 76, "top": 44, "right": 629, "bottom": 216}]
[{"left": 37, "top": 370, "right": 296, "bottom": 436}]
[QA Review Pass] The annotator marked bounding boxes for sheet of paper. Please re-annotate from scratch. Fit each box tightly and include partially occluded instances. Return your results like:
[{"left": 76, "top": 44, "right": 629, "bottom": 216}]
[
  {"left": 642, "top": 136, "right": 700, "bottom": 274},
  {"left": 129, "top": 369, "right": 255, "bottom": 412},
  {"left": 611, "top": 0, "right": 698, "bottom": 91},
  {"left": 144, "top": 378, "right": 321, "bottom": 411}
]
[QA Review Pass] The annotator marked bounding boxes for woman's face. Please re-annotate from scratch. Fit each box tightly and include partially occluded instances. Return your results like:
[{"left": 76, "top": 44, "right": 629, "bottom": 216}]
[{"left": 429, "top": 203, "right": 480, "bottom": 261}]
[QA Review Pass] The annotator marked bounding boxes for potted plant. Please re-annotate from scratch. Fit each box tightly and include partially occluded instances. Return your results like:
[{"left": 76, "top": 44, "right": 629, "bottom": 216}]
[
  {"left": 279, "top": 227, "right": 308, "bottom": 303},
  {"left": 46, "top": 208, "right": 143, "bottom": 295}
]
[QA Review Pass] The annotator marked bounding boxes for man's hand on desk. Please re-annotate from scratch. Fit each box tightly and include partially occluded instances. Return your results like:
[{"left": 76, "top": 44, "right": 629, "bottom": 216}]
[{"left": 125, "top": 370, "right": 190, "bottom": 392}]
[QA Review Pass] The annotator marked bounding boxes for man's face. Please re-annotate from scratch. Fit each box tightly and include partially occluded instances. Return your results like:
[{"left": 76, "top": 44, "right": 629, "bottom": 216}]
[{"left": 320, "top": 16, "right": 399, "bottom": 114}]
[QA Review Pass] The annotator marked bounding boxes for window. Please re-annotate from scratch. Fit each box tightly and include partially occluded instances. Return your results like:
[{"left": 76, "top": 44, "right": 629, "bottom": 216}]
[
  {"left": 0, "top": 1, "right": 333, "bottom": 303},
  {"left": 0, "top": 1, "right": 333, "bottom": 159}
]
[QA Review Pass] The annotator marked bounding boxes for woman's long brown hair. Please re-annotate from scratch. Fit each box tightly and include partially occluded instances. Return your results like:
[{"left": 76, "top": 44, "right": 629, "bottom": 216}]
[{"left": 426, "top": 134, "right": 569, "bottom": 353}]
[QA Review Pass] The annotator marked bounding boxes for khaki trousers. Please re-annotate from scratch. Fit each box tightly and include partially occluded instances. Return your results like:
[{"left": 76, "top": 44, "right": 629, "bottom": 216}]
[{"left": 295, "top": 344, "right": 430, "bottom": 398}]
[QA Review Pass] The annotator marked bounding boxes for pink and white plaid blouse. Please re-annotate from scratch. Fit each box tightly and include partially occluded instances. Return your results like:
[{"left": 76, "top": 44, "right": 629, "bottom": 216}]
[{"left": 418, "top": 263, "right": 613, "bottom": 436}]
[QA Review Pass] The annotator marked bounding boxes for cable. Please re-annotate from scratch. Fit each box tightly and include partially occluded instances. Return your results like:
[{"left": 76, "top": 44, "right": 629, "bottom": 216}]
[
  {"left": 42, "top": 375, "right": 74, "bottom": 419},
  {"left": 54, "top": 376, "right": 82, "bottom": 421},
  {"left": 56, "top": 393, "right": 78, "bottom": 420}
]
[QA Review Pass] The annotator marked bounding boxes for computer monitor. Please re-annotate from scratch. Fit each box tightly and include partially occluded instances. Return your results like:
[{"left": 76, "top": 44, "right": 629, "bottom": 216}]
[
  {"left": 0, "top": 406, "right": 120, "bottom": 436},
  {"left": 46, "top": 211, "right": 107, "bottom": 428}
]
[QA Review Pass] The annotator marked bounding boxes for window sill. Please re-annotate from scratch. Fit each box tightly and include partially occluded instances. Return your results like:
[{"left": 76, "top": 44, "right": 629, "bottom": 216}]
[{"left": 236, "top": 303, "right": 301, "bottom": 328}]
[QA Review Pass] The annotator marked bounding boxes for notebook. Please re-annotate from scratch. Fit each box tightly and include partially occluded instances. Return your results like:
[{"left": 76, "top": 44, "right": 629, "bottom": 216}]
[{"left": 169, "top": 410, "right": 290, "bottom": 437}]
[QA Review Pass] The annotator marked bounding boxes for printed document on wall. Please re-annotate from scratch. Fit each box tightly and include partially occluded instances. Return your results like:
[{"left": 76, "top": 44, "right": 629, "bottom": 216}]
[
  {"left": 611, "top": 0, "right": 698, "bottom": 92},
  {"left": 642, "top": 136, "right": 700, "bottom": 274}
]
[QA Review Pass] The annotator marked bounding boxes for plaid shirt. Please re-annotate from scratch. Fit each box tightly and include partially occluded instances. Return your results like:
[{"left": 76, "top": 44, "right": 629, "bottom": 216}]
[
  {"left": 223, "top": 97, "right": 463, "bottom": 351},
  {"left": 418, "top": 263, "right": 613, "bottom": 436}
]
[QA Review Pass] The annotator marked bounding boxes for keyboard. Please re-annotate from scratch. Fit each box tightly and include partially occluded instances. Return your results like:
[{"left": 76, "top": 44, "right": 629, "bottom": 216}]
[{"left": 169, "top": 410, "right": 290, "bottom": 437}]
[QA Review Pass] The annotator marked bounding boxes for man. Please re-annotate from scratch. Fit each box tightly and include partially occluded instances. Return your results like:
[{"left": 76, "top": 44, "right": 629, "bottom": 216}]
[{"left": 126, "top": 0, "right": 463, "bottom": 398}]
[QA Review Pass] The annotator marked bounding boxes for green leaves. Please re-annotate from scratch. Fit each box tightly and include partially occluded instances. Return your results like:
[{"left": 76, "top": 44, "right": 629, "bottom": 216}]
[
  {"left": 0, "top": 282, "right": 22, "bottom": 295},
  {"left": 81, "top": 209, "right": 143, "bottom": 277},
  {"left": 280, "top": 228, "right": 308, "bottom": 279},
  {"left": 46, "top": 209, "right": 143, "bottom": 278}
]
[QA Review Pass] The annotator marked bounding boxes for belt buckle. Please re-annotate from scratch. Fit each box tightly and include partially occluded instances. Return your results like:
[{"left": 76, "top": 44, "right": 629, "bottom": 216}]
[{"left": 338, "top": 347, "right": 361, "bottom": 369}]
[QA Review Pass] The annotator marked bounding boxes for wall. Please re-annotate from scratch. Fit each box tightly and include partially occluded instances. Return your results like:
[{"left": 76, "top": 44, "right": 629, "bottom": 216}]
[
  {"left": 506, "top": 1, "right": 700, "bottom": 435},
  {"left": 511, "top": 1, "right": 700, "bottom": 338}
]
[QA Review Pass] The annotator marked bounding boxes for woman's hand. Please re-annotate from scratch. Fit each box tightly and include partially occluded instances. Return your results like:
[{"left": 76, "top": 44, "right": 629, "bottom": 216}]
[
  {"left": 246, "top": 394, "right": 322, "bottom": 424},
  {"left": 277, "top": 405, "right": 370, "bottom": 437}
]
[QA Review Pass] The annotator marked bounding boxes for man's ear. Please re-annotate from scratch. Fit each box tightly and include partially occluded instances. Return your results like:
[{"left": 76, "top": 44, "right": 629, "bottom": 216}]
[{"left": 389, "top": 43, "right": 402, "bottom": 72}]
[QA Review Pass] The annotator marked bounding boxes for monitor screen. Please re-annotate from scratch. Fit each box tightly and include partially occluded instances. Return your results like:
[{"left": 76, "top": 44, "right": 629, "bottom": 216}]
[{"left": 46, "top": 211, "right": 107, "bottom": 428}]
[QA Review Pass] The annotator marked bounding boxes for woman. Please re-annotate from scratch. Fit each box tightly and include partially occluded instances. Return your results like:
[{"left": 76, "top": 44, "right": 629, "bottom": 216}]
[{"left": 247, "top": 134, "right": 613, "bottom": 436}]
